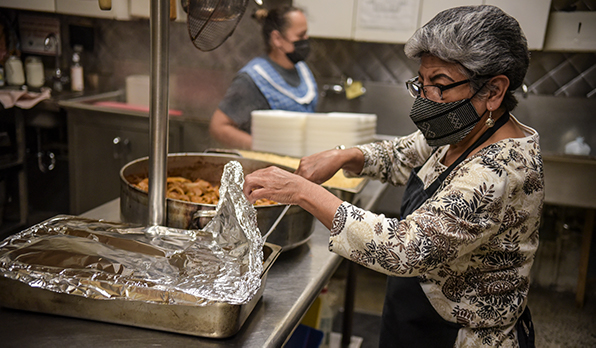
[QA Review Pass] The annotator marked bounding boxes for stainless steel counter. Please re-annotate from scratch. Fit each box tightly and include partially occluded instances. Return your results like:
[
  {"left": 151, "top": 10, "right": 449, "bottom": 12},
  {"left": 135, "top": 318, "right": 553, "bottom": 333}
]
[
  {"left": 0, "top": 200, "right": 339, "bottom": 347},
  {"left": 0, "top": 180, "right": 388, "bottom": 347}
]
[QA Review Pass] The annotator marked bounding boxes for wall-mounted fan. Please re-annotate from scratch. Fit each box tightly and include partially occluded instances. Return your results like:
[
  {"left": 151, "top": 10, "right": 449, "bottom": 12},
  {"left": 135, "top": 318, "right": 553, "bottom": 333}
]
[{"left": 183, "top": 0, "right": 256, "bottom": 51}]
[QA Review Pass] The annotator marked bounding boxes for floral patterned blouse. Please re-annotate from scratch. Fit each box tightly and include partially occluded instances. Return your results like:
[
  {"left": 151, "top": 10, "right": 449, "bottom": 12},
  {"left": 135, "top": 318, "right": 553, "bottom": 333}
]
[{"left": 329, "top": 116, "right": 544, "bottom": 347}]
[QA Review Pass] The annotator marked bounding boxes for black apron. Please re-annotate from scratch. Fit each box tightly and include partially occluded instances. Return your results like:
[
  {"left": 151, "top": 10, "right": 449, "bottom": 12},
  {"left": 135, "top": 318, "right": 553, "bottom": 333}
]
[{"left": 379, "top": 112, "right": 533, "bottom": 347}]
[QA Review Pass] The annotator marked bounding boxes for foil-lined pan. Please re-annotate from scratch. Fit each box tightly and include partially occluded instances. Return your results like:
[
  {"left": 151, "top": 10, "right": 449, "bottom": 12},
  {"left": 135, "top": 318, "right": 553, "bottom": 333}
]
[
  {"left": 0, "top": 242, "right": 280, "bottom": 337},
  {"left": 0, "top": 161, "right": 282, "bottom": 337}
]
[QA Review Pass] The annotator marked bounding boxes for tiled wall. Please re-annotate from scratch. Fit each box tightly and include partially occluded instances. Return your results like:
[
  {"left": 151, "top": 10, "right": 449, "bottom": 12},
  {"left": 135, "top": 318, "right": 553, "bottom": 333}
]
[{"left": 51, "top": 2, "right": 596, "bottom": 101}]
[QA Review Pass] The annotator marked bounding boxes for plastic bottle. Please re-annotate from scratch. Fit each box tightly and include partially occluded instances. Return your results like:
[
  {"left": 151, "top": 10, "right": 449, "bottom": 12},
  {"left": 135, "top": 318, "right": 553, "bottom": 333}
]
[
  {"left": 564, "top": 137, "right": 591, "bottom": 156},
  {"left": 5, "top": 55, "right": 25, "bottom": 86},
  {"left": 25, "top": 56, "right": 45, "bottom": 88},
  {"left": 318, "top": 287, "right": 334, "bottom": 348},
  {"left": 70, "top": 45, "right": 84, "bottom": 92}
]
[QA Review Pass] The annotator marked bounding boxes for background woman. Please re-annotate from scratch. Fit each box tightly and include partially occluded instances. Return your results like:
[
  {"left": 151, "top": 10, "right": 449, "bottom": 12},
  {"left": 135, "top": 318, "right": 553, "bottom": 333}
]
[
  {"left": 244, "top": 5, "right": 543, "bottom": 347},
  {"left": 209, "top": 6, "right": 317, "bottom": 150}
]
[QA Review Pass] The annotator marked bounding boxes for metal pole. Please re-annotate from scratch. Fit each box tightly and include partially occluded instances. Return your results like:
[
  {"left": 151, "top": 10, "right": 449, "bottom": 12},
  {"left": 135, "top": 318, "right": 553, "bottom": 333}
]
[{"left": 147, "top": 0, "right": 170, "bottom": 226}]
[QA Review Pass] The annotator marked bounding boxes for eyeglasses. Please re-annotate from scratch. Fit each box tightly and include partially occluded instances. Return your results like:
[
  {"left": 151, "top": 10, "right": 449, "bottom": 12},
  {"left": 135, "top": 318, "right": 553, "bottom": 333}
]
[{"left": 405, "top": 76, "right": 471, "bottom": 100}]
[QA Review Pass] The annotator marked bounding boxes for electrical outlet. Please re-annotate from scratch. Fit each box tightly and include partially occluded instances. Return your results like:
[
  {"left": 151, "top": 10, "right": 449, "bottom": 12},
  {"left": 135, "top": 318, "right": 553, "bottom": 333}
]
[{"left": 18, "top": 14, "right": 61, "bottom": 56}]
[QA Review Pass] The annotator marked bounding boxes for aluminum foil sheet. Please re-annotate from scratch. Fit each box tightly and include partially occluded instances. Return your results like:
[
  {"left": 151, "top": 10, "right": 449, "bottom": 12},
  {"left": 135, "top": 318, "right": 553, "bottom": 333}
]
[{"left": 0, "top": 161, "right": 264, "bottom": 306}]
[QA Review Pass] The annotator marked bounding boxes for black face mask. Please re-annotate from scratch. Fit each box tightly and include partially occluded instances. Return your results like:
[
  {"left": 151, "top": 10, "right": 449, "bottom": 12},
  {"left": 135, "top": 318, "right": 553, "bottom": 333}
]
[
  {"left": 409, "top": 97, "right": 483, "bottom": 146},
  {"left": 409, "top": 82, "right": 490, "bottom": 147},
  {"left": 285, "top": 39, "right": 310, "bottom": 64}
]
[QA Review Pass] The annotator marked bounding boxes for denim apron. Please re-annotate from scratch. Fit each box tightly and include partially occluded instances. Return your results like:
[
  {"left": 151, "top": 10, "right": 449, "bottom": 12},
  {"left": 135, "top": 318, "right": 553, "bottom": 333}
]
[{"left": 378, "top": 112, "right": 533, "bottom": 347}]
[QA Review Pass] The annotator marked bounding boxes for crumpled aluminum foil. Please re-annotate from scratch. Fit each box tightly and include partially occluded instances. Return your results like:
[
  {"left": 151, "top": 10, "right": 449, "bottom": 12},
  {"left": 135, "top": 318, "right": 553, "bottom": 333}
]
[{"left": 0, "top": 161, "right": 264, "bottom": 306}]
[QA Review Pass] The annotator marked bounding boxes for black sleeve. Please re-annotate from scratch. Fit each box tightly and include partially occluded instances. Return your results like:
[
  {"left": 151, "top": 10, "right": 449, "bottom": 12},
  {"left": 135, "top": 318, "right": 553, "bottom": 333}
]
[{"left": 218, "top": 72, "right": 270, "bottom": 133}]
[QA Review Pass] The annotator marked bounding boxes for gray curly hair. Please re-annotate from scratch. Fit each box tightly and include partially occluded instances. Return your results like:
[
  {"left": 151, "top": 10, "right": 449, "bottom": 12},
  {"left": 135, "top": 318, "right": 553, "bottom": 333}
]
[{"left": 404, "top": 5, "right": 529, "bottom": 111}]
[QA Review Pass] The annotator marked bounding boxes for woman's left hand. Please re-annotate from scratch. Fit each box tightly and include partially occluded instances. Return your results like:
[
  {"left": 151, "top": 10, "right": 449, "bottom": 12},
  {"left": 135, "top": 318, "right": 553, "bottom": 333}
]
[
  {"left": 244, "top": 165, "right": 346, "bottom": 230},
  {"left": 244, "top": 166, "right": 309, "bottom": 205}
]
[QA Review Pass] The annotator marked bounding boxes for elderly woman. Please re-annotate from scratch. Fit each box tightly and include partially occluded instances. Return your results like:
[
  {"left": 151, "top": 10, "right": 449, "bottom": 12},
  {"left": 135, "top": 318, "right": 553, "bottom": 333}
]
[{"left": 244, "top": 5, "right": 543, "bottom": 348}]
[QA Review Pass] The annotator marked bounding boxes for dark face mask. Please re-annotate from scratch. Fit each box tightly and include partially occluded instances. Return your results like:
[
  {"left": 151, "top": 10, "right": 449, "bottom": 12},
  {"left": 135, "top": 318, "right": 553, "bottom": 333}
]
[
  {"left": 409, "top": 95, "right": 487, "bottom": 147},
  {"left": 285, "top": 39, "right": 310, "bottom": 64}
]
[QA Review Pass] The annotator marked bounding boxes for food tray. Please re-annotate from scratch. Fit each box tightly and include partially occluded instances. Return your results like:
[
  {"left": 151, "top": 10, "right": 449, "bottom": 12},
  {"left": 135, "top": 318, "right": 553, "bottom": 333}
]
[{"left": 0, "top": 222, "right": 282, "bottom": 338}]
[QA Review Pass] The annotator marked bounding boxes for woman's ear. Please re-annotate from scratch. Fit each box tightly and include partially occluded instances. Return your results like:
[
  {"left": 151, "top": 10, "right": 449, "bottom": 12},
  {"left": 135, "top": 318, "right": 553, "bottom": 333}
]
[
  {"left": 270, "top": 30, "right": 284, "bottom": 50},
  {"left": 486, "top": 75, "right": 510, "bottom": 111}
]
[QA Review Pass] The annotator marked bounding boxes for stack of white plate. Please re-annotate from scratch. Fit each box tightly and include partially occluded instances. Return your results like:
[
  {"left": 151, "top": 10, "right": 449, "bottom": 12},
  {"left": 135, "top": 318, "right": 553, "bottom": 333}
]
[
  {"left": 251, "top": 110, "right": 309, "bottom": 158},
  {"left": 125, "top": 75, "right": 150, "bottom": 107},
  {"left": 304, "top": 112, "right": 377, "bottom": 156},
  {"left": 251, "top": 110, "right": 377, "bottom": 158}
]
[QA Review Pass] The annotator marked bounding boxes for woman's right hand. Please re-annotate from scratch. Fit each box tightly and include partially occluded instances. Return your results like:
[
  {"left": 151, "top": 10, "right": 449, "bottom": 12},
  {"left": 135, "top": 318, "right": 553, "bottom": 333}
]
[{"left": 295, "top": 147, "right": 364, "bottom": 184}]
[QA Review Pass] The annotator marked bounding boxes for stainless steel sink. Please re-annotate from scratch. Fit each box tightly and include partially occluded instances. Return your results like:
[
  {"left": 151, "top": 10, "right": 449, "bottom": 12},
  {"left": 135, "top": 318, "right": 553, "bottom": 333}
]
[
  {"left": 58, "top": 90, "right": 125, "bottom": 108},
  {"left": 57, "top": 90, "right": 161, "bottom": 118}
]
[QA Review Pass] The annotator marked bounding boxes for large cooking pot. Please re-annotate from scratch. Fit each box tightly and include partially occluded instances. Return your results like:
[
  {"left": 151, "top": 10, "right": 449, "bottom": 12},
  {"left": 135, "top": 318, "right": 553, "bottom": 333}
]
[{"left": 120, "top": 153, "right": 314, "bottom": 250}]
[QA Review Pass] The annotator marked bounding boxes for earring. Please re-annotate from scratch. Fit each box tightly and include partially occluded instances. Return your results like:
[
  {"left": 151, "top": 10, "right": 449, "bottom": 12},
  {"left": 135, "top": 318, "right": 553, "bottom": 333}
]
[{"left": 486, "top": 110, "right": 495, "bottom": 128}]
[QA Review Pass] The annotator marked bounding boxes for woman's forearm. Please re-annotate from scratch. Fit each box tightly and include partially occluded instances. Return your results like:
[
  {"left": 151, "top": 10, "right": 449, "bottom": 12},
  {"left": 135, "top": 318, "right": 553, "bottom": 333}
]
[
  {"left": 296, "top": 183, "right": 343, "bottom": 230},
  {"left": 214, "top": 125, "right": 252, "bottom": 149},
  {"left": 339, "top": 147, "right": 365, "bottom": 174},
  {"left": 209, "top": 109, "right": 252, "bottom": 149},
  {"left": 244, "top": 167, "right": 343, "bottom": 230}
]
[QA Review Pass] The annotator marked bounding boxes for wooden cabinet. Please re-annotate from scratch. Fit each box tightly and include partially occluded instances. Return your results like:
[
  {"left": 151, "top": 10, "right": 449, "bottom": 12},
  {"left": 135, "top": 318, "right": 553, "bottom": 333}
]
[
  {"left": 0, "top": 0, "right": 55, "bottom": 12},
  {"left": 129, "top": 0, "right": 187, "bottom": 22},
  {"left": 296, "top": 0, "right": 422, "bottom": 43},
  {"left": 2, "top": 0, "right": 132, "bottom": 20},
  {"left": 485, "top": 0, "right": 551, "bottom": 50},
  {"left": 55, "top": 0, "right": 130, "bottom": 20},
  {"left": 297, "top": 0, "right": 552, "bottom": 48},
  {"left": 2, "top": 0, "right": 182, "bottom": 21},
  {"left": 1, "top": 0, "right": 129, "bottom": 19},
  {"left": 67, "top": 109, "right": 181, "bottom": 214},
  {"left": 422, "top": 0, "right": 552, "bottom": 50},
  {"left": 295, "top": 0, "right": 355, "bottom": 40},
  {"left": 419, "top": 0, "right": 482, "bottom": 26},
  {"left": 352, "top": 0, "right": 421, "bottom": 43},
  {"left": 3, "top": 0, "right": 554, "bottom": 47},
  {"left": 543, "top": 11, "right": 596, "bottom": 52}
]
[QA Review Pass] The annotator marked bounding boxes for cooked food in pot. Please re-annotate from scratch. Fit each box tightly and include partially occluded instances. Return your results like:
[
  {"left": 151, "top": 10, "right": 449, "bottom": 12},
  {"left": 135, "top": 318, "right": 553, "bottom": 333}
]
[{"left": 131, "top": 176, "right": 276, "bottom": 206}]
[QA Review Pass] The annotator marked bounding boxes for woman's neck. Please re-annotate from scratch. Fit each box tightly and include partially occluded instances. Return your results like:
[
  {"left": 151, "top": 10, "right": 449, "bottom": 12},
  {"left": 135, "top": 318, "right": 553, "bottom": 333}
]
[{"left": 268, "top": 50, "right": 295, "bottom": 70}]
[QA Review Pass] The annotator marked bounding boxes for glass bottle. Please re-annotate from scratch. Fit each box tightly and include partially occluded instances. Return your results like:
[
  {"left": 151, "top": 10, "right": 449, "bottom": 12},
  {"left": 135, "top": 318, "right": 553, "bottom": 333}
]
[{"left": 70, "top": 45, "right": 84, "bottom": 92}]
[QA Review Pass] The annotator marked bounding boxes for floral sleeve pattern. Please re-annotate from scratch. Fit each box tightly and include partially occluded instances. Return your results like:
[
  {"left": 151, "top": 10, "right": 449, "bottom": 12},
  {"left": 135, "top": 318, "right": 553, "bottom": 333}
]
[
  {"left": 352, "top": 131, "right": 434, "bottom": 186},
  {"left": 329, "top": 124, "right": 544, "bottom": 348}
]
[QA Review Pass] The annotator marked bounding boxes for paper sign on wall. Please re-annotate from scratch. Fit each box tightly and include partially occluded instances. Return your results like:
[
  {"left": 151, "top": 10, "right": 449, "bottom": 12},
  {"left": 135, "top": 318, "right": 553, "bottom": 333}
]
[{"left": 357, "top": 0, "right": 419, "bottom": 31}]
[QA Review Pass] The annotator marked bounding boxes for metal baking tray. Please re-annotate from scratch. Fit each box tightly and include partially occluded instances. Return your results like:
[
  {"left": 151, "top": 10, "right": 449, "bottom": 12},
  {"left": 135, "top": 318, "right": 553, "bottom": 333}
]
[{"left": 0, "top": 241, "right": 281, "bottom": 338}]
